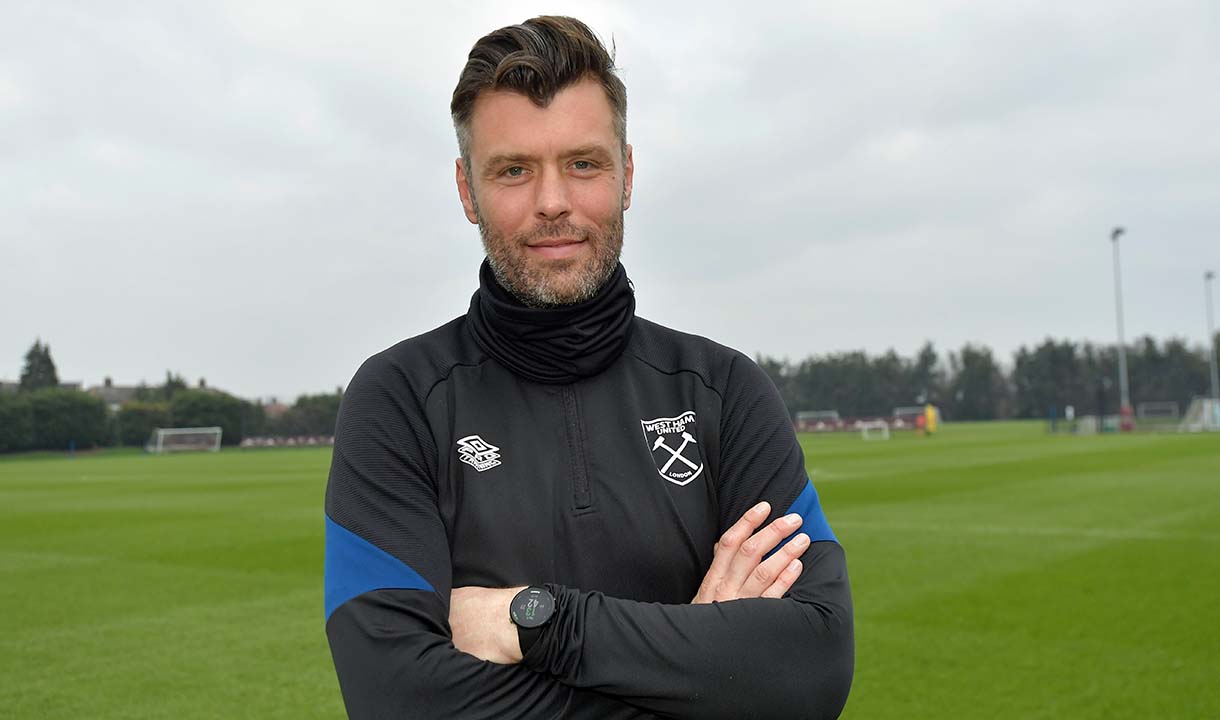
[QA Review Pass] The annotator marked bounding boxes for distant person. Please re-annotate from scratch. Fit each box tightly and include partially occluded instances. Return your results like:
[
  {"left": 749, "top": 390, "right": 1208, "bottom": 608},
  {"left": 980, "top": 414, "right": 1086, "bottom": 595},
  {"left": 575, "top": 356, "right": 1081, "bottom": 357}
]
[
  {"left": 323, "top": 16, "right": 853, "bottom": 719},
  {"left": 924, "top": 403, "right": 939, "bottom": 435}
]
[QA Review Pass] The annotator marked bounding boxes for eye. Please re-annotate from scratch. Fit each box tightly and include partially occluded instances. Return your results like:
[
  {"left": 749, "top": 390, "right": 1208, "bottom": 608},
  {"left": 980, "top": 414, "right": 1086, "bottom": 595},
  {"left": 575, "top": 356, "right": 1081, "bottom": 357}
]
[
  {"left": 572, "top": 160, "right": 593, "bottom": 171},
  {"left": 504, "top": 166, "right": 526, "bottom": 178}
]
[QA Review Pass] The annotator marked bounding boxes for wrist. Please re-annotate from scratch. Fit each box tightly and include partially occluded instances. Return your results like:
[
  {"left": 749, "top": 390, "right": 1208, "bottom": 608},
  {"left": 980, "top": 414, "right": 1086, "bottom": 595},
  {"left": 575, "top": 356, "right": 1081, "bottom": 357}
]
[
  {"left": 502, "top": 586, "right": 528, "bottom": 663},
  {"left": 509, "top": 584, "right": 558, "bottom": 662}
]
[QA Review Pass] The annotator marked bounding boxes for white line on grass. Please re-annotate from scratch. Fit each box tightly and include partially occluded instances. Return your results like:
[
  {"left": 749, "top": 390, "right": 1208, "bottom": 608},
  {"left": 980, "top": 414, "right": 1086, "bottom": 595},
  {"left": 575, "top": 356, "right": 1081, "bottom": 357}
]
[{"left": 831, "top": 520, "right": 1220, "bottom": 543}]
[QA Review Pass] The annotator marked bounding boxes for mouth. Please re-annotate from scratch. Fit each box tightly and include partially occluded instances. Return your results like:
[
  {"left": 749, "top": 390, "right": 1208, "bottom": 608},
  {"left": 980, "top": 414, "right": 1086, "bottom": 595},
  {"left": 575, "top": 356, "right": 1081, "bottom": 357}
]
[{"left": 526, "top": 238, "right": 586, "bottom": 260}]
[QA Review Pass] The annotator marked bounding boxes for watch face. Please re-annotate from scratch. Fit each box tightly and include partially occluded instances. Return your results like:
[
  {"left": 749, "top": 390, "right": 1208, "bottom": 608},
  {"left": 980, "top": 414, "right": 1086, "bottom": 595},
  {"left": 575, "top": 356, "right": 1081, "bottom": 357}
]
[{"left": 511, "top": 587, "right": 554, "bottom": 629}]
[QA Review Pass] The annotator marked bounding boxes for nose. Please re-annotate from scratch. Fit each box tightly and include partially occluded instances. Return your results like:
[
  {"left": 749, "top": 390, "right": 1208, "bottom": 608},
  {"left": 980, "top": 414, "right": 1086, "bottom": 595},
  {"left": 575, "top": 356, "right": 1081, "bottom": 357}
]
[{"left": 534, "top": 165, "right": 572, "bottom": 222}]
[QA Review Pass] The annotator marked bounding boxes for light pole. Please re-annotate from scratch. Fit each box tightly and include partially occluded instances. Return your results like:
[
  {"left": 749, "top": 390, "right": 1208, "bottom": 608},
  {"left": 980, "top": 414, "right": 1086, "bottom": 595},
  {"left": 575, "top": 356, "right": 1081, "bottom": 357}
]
[
  {"left": 1111, "top": 227, "right": 1133, "bottom": 430},
  {"left": 1207, "top": 270, "right": 1219, "bottom": 401}
]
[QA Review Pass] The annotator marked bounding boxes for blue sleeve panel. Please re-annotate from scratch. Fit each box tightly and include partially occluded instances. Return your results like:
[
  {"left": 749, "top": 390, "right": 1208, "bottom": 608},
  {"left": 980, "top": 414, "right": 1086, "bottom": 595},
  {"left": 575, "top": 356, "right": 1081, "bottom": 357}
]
[
  {"left": 766, "top": 478, "right": 837, "bottom": 561},
  {"left": 324, "top": 514, "right": 434, "bottom": 621}
]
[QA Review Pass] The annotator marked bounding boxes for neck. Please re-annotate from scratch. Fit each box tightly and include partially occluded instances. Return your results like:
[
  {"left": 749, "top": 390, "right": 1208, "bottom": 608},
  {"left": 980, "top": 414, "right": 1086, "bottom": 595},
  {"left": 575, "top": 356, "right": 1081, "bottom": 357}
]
[{"left": 466, "top": 259, "right": 636, "bottom": 384}]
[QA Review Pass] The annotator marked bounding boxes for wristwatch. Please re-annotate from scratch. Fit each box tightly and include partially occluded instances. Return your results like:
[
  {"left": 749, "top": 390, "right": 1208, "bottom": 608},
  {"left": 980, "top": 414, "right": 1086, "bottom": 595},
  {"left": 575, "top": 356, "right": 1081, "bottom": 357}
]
[{"left": 509, "top": 586, "right": 556, "bottom": 654}]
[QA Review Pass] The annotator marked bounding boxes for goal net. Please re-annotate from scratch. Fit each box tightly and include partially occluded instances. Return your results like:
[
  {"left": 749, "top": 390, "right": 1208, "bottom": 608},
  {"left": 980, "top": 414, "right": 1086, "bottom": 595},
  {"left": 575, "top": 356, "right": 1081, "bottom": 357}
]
[
  {"left": 1136, "top": 401, "right": 1180, "bottom": 431},
  {"left": 1179, "top": 398, "right": 1220, "bottom": 432},
  {"left": 795, "top": 410, "right": 841, "bottom": 432},
  {"left": 146, "top": 427, "right": 223, "bottom": 454},
  {"left": 891, "top": 406, "right": 924, "bottom": 430},
  {"left": 859, "top": 420, "right": 891, "bottom": 441}
]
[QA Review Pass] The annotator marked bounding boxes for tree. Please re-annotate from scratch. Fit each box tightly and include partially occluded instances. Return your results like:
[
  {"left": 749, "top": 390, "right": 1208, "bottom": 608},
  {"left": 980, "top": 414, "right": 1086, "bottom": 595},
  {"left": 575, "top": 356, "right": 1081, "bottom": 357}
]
[
  {"left": 0, "top": 394, "right": 34, "bottom": 452},
  {"left": 1126, "top": 336, "right": 1209, "bottom": 410},
  {"left": 169, "top": 389, "right": 250, "bottom": 445},
  {"left": 29, "top": 388, "right": 107, "bottom": 449},
  {"left": 749, "top": 335, "right": 1219, "bottom": 425},
  {"left": 163, "top": 371, "right": 188, "bottom": 399},
  {"left": 115, "top": 402, "right": 172, "bottom": 447},
  {"left": 909, "top": 342, "right": 944, "bottom": 405},
  {"left": 19, "top": 340, "right": 59, "bottom": 392},
  {"left": 275, "top": 392, "right": 344, "bottom": 436},
  {"left": 947, "top": 344, "right": 1008, "bottom": 420},
  {"left": 134, "top": 371, "right": 190, "bottom": 402},
  {"left": 760, "top": 344, "right": 949, "bottom": 418},
  {"left": 1011, "top": 339, "right": 1090, "bottom": 419}
]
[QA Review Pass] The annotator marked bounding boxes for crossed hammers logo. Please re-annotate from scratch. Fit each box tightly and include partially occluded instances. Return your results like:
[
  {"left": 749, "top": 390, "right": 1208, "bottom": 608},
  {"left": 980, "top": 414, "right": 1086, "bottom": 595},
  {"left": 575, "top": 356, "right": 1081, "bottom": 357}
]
[{"left": 652, "top": 432, "right": 699, "bottom": 474}]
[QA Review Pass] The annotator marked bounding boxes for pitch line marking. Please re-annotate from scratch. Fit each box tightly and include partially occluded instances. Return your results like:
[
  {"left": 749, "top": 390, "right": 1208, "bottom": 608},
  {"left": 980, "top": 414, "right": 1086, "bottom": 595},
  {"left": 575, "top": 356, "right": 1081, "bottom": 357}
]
[{"left": 830, "top": 520, "right": 1220, "bottom": 543}]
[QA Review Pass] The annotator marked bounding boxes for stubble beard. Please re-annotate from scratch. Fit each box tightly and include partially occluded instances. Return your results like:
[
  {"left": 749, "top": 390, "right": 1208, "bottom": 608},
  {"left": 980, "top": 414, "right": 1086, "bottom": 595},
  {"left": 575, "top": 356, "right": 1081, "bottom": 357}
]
[{"left": 474, "top": 197, "right": 625, "bottom": 308}]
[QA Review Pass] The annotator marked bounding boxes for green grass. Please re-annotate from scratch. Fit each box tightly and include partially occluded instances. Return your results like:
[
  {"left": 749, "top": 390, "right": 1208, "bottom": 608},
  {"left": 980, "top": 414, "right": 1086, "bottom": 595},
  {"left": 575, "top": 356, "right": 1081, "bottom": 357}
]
[
  {"left": 808, "top": 423, "right": 1220, "bottom": 719},
  {"left": 0, "top": 448, "right": 341, "bottom": 719},
  {"left": 1, "top": 423, "right": 1217, "bottom": 718}
]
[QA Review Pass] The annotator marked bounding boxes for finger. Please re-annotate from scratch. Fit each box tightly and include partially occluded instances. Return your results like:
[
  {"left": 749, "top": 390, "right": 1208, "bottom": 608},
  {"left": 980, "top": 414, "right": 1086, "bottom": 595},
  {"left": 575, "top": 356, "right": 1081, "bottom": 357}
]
[
  {"left": 698, "top": 501, "right": 769, "bottom": 597},
  {"left": 718, "top": 512, "right": 803, "bottom": 598},
  {"left": 738, "top": 532, "right": 810, "bottom": 598},
  {"left": 760, "top": 558, "right": 802, "bottom": 599},
  {"left": 694, "top": 501, "right": 769, "bottom": 602}
]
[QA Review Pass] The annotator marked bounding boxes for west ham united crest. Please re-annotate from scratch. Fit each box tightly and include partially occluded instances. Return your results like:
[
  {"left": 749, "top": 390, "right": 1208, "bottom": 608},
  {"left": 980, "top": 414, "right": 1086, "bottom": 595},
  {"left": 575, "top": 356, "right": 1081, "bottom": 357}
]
[{"left": 641, "top": 411, "right": 704, "bottom": 486}]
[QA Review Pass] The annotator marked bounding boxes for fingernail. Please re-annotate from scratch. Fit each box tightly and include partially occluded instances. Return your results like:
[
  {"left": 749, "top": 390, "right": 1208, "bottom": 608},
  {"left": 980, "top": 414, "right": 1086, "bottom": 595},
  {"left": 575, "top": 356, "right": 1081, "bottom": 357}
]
[
  {"left": 751, "top": 502, "right": 769, "bottom": 516},
  {"left": 787, "top": 559, "right": 802, "bottom": 573},
  {"left": 783, "top": 513, "right": 802, "bottom": 526},
  {"left": 792, "top": 533, "right": 810, "bottom": 548}
]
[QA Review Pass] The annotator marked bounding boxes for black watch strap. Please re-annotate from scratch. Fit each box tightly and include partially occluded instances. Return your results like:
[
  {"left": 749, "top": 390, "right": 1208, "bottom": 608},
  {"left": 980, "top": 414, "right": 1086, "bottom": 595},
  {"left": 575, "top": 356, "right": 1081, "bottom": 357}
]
[
  {"left": 510, "top": 586, "right": 556, "bottom": 656},
  {"left": 517, "top": 621, "right": 546, "bottom": 656}
]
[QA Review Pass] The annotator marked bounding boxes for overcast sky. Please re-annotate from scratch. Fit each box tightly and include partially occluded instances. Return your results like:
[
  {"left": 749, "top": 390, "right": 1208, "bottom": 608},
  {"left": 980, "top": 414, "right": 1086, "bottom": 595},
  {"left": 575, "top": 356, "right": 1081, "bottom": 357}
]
[{"left": 3, "top": 1, "right": 1218, "bottom": 401}]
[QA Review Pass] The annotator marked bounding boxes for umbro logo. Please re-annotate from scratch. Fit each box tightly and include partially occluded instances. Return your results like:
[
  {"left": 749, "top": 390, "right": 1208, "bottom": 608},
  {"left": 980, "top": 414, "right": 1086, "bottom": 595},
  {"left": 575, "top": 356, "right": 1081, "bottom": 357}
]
[{"left": 456, "top": 435, "right": 502, "bottom": 472}]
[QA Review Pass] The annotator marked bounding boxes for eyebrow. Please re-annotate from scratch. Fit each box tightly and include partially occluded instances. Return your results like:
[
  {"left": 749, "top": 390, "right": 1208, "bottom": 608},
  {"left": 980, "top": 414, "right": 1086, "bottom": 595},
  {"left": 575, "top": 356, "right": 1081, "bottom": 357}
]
[
  {"left": 564, "top": 145, "right": 614, "bottom": 161},
  {"left": 483, "top": 152, "right": 536, "bottom": 169},
  {"left": 482, "top": 144, "right": 615, "bottom": 173}
]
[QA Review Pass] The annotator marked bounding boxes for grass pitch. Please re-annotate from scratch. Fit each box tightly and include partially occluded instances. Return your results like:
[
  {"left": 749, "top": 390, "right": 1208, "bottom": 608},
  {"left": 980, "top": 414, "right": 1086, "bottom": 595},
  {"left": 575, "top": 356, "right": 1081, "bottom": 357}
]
[{"left": 1, "top": 422, "right": 1217, "bottom": 718}]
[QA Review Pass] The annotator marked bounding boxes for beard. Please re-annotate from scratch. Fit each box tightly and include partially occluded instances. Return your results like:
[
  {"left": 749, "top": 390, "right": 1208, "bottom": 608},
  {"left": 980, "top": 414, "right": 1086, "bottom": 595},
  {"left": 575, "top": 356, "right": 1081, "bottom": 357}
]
[{"left": 475, "top": 200, "right": 625, "bottom": 308}]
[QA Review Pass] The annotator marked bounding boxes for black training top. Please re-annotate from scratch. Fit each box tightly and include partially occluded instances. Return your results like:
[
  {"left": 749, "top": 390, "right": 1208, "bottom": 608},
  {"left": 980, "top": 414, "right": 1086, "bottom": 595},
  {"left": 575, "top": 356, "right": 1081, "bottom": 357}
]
[{"left": 324, "top": 261, "right": 854, "bottom": 719}]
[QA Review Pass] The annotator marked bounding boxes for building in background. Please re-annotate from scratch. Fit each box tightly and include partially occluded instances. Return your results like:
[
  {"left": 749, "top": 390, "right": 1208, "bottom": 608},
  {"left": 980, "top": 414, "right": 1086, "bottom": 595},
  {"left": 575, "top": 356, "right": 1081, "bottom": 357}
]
[{"left": 87, "top": 377, "right": 141, "bottom": 413}]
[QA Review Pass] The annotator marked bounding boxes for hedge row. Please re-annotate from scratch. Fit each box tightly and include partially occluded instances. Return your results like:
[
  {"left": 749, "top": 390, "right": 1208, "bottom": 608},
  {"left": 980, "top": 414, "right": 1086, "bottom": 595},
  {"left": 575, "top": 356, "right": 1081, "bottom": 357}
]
[
  {"left": 0, "top": 389, "right": 256, "bottom": 452},
  {"left": 0, "top": 389, "right": 107, "bottom": 452}
]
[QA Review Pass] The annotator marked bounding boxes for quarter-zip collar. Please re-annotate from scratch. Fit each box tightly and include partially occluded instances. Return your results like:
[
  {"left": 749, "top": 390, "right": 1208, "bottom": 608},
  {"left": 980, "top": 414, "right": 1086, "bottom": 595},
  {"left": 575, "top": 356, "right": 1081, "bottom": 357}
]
[{"left": 466, "top": 258, "right": 635, "bottom": 384}]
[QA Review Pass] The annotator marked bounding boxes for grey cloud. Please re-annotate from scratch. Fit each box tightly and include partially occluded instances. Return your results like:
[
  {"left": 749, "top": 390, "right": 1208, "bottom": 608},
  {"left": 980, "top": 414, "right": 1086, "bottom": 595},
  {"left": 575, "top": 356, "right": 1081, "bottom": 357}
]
[{"left": 2, "top": 1, "right": 1217, "bottom": 399}]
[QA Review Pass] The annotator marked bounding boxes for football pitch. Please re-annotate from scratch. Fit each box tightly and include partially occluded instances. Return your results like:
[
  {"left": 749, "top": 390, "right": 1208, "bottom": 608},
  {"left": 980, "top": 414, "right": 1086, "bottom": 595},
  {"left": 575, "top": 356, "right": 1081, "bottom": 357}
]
[{"left": 1, "top": 422, "right": 1217, "bottom": 719}]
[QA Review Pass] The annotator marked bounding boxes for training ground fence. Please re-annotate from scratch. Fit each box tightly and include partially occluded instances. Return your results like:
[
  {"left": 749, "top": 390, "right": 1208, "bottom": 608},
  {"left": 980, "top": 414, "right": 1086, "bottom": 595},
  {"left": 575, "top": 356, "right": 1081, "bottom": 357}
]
[{"left": 239, "top": 435, "right": 335, "bottom": 448}]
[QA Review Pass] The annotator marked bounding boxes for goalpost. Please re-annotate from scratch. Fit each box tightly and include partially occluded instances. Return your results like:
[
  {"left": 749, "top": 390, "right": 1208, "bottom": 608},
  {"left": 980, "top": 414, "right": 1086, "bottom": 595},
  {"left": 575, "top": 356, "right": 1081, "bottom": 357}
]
[
  {"left": 146, "top": 427, "right": 223, "bottom": 454},
  {"left": 1137, "top": 401, "right": 1180, "bottom": 420},
  {"left": 795, "top": 410, "right": 841, "bottom": 432},
  {"left": 1179, "top": 398, "right": 1220, "bottom": 432},
  {"left": 1136, "top": 401, "right": 1180, "bottom": 431},
  {"left": 891, "top": 406, "right": 924, "bottom": 430},
  {"left": 859, "top": 420, "right": 891, "bottom": 441}
]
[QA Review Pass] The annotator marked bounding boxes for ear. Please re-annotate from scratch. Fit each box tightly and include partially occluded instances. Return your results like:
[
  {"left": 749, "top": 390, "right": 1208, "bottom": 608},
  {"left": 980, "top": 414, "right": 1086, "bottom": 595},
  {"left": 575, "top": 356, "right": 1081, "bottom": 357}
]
[
  {"left": 455, "top": 158, "right": 479, "bottom": 224},
  {"left": 622, "top": 144, "right": 634, "bottom": 211}
]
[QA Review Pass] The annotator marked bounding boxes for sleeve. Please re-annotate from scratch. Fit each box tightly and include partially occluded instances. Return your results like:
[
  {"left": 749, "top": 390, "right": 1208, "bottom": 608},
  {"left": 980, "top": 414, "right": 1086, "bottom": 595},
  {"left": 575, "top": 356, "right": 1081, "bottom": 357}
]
[
  {"left": 324, "top": 355, "right": 652, "bottom": 720},
  {"left": 518, "top": 353, "right": 854, "bottom": 720}
]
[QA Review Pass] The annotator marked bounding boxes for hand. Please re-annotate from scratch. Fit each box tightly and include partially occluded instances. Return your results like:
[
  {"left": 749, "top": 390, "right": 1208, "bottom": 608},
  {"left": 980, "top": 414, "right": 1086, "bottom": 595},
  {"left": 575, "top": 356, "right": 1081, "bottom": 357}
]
[
  {"left": 692, "top": 501, "right": 810, "bottom": 604},
  {"left": 449, "top": 586, "right": 526, "bottom": 664}
]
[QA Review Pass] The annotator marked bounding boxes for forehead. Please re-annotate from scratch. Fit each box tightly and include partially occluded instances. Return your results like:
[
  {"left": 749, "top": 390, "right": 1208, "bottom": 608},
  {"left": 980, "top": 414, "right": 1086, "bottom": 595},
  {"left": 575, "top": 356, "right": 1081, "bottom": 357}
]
[{"left": 466, "top": 78, "right": 617, "bottom": 162}]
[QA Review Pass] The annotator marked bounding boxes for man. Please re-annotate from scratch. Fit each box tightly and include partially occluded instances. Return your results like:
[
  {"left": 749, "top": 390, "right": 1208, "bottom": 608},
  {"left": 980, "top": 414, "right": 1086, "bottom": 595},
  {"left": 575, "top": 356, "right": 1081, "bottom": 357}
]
[{"left": 325, "top": 16, "right": 853, "bottom": 719}]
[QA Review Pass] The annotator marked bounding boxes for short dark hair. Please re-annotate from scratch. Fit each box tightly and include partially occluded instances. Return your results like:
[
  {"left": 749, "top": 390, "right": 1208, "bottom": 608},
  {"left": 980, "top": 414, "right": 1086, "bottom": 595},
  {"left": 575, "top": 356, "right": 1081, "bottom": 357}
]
[{"left": 451, "top": 16, "right": 627, "bottom": 167}]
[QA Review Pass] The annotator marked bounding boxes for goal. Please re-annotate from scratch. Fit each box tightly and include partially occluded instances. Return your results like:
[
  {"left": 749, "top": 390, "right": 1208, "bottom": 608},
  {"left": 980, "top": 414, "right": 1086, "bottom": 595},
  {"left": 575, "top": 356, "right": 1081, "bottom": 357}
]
[
  {"left": 1179, "top": 398, "right": 1220, "bottom": 432},
  {"left": 1136, "top": 401, "right": 1180, "bottom": 431},
  {"left": 891, "top": 406, "right": 924, "bottom": 430},
  {"left": 1137, "top": 401, "right": 1179, "bottom": 420},
  {"left": 795, "top": 410, "right": 841, "bottom": 432},
  {"left": 146, "top": 427, "right": 223, "bottom": 454},
  {"left": 859, "top": 420, "right": 891, "bottom": 441}
]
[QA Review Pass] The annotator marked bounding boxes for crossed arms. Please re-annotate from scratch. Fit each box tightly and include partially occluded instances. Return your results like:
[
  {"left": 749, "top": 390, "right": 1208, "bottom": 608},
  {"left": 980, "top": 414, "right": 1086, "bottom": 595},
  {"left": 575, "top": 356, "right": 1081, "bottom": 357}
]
[{"left": 448, "top": 500, "right": 821, "bottom": 664}]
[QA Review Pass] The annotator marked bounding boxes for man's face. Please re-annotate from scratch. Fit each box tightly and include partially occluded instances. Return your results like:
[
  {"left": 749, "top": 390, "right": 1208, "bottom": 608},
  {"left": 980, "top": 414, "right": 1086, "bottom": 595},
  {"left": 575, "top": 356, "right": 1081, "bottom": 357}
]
[{"left": 456, "top": 78, "right": 634, "bottom": 307}]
